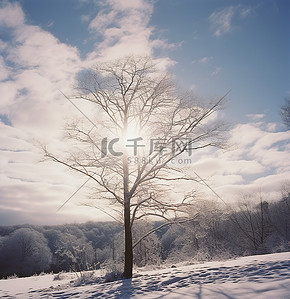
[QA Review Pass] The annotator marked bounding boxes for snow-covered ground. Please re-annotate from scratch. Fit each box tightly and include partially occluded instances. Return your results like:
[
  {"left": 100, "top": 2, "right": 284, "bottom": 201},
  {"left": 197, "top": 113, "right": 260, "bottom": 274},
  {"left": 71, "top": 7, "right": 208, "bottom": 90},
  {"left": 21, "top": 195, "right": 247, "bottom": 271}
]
[{"left": 1, "top": 252, "right": 290, "bottom": 298}]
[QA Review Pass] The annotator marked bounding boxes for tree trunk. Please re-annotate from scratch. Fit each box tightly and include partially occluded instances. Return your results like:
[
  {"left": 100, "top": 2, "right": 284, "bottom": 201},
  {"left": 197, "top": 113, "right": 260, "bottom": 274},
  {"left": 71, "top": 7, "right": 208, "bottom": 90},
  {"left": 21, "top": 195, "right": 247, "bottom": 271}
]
[
  {"left": 122, "top": 132, "right": 133, "bottom": 278},
  {"left": 123, "top": 198, "right": 133, "bottom": 278}
]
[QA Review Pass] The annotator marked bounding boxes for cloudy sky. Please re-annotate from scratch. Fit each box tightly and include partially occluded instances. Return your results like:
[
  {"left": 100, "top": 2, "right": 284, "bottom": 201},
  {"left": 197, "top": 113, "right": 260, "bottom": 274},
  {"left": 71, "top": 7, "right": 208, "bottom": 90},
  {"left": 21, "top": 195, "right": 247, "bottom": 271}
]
[{"left": 0, "top": 0, "right": 289, "bottom": 225}]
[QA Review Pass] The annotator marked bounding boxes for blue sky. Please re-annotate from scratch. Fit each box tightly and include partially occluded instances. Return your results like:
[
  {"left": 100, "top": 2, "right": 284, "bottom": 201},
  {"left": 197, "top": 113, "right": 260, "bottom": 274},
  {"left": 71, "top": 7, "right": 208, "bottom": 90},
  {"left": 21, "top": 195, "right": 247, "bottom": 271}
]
[
  {"left": 0, "top": 0, "right": 289, "bottom": 225},
  {"left": 18, "top": 0, "right": 290, "bottom": 123}
]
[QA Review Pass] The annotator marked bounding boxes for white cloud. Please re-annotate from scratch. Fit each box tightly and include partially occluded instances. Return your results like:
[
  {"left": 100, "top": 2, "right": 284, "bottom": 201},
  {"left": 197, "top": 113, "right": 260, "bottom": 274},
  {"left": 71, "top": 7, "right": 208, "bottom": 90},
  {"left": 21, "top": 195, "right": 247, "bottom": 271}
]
[
  {"left": 151, "top": 39, "right": 183, "bottom": 50},
  {"left": 0, "top": 2, "right": 90, "bottom": 224},
  {"left": 109, "top": 0, "right": 152, "bottom": 11},
  {"left": 0, "top": 56, "right": 10, "bottom": 81},
  {"left": 0, "top": 40, "right": 7, "bottom": 51},
  {"left": 229, "top": 123, "right": 265, "bottom": 149},
  {"left": 0, "top": 1, "right": 25, "bottom": 28},
  {"left": 189, "top": 84, "right": 197, "bottom": 92},
  {"left": 209, "top": 5, "right": 255, "bottom": 37},
  {"left": 193, "top": 157, "right": 265, "bottom": 178},
  {"left": 0, "top": 3, "right": 83, "bottom": 136},
  {"left": 199, "top": 56, "right": 212, "bottom": 64},
  {"left": 86, "top": 0, "right": 153, "bottom": 61},
  {"left": 192, "top": 120, "right": 290, "bottom": 204},
  {"left": 240, "top": 6, "right": 254, "bottom": 18},
  {"left": 192, "top": 56, "right": 212, "bottom": 65},
  {"left": 191, "top": 57, "right": 222, "bottom": 77},
  {"left": 0, "top": 0, "right": 179, "bottom": 225},
  {"left": 211, "top": 67, "right": 222, "bottom": 76},
  {"left": 86, "top": 0, "right": 175, "bottom": 66},
  {"left": 209, "top": 6, "right": 235, "bottom": 37},
  {"left": 246, "top": 113, "right": 265, "bottom": 121},
  {"left": 88, "top": 10, "right": 117, "bottom": 33},
  {"left": 0, "top": 1, "right": 288, "bottom": 225},
  {"left": 81, "top": 14, "right": 90, "bottom": 23},
  {"left": 266, "top": 123, "right": 277, "bottom": 132},
  {"left": 0, "top": 121, "right": 97, "bottom": 225}
]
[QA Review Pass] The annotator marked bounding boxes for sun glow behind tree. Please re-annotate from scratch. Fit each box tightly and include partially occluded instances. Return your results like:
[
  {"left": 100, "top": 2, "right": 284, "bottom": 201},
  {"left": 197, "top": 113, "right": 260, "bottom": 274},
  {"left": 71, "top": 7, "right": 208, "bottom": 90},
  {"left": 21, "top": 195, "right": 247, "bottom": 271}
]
[{"left": 45, "top": 56, "right": 226, "bottom": 278}]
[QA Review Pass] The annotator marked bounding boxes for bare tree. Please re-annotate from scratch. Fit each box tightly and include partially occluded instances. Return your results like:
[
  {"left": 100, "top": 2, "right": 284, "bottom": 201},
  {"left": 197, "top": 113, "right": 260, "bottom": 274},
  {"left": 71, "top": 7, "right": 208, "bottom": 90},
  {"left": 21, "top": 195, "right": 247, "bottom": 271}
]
[
  {"left": 280, "top": 97, "right": 290, "bottom": 129},
  {"left": 232, "top": 195, "right": 271, "bottom": 253},
  {"left": 44, "top": 56, "right": 226, "bottom": 278}
]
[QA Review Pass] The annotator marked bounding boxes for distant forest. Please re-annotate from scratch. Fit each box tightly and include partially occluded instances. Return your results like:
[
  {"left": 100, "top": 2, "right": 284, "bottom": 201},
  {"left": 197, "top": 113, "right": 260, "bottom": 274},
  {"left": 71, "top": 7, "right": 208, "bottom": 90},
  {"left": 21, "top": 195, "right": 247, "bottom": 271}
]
[{"left": 0, "top": 192, "right": 289, "bottom": 279}]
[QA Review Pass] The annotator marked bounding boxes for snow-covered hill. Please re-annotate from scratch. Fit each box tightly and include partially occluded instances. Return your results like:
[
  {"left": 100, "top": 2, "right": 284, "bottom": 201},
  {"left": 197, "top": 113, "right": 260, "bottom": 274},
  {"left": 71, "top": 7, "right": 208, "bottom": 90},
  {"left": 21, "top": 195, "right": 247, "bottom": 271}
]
[{"left": 1, "top": 252, "right": 290, "bottom": 298}]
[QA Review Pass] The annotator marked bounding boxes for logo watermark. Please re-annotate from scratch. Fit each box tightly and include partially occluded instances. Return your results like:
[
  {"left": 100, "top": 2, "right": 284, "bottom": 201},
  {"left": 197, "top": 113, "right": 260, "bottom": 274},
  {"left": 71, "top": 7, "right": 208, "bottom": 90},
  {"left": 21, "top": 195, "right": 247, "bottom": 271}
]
[
  {"left": 101, "top": 137, "right": 195, "bottom": 158},
  {"left": 127, "top": 156, "right": 192, "bottom": 165}
]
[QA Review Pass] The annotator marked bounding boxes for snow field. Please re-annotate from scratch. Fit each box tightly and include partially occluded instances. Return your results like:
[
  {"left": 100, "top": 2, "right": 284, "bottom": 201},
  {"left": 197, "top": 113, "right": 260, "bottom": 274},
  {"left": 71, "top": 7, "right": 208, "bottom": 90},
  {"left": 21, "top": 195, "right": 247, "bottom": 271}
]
[{"left": 0, "top": 251, "right": 290, "bottom": 298}]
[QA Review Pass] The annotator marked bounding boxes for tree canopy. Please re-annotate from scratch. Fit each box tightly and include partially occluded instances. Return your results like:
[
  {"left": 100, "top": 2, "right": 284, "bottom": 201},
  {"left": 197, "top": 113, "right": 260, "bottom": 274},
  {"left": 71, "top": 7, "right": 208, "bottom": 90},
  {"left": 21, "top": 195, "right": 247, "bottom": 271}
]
[{"left": 45, "top": 56, "right": 226, "bottom": 278}]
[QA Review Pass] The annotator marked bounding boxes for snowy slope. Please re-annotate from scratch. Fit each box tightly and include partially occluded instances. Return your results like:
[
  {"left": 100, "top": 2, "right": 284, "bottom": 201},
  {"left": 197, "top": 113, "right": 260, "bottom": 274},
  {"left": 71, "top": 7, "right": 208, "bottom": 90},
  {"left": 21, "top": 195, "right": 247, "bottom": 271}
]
[{"left": 1, "top": 252, "right": 290, "bottom": 298}]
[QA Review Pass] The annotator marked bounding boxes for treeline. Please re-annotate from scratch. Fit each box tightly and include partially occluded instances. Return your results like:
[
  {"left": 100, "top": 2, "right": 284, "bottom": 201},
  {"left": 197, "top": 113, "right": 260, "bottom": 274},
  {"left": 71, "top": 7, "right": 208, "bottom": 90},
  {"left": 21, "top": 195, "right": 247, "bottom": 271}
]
[
  {"left": 0, "top": 222, "right": 122, "bottom": 278},
  {"left": 0, "top": 191, "right": 289, "bottom": 279}
]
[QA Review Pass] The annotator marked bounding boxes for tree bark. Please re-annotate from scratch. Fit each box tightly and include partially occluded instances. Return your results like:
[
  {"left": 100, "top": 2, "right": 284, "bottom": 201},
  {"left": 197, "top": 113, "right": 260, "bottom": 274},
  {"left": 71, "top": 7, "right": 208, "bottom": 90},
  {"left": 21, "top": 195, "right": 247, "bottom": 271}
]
[
  {"left": 122, "top": 131, "right": 133, "bottom": 278},
  {"left": 123, "top": 197, "right": 133, "bottom": 278}
]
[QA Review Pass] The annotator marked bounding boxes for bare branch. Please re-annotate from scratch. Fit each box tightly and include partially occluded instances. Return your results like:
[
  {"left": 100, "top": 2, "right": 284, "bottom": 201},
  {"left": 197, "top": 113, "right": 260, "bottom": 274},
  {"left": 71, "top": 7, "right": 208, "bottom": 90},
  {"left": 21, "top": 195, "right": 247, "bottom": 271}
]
[
  {"left": 45, "top": 55, "right": 227, "bottom": 279},
  {"left": 132, "top": 217, "right": 198, "bottom": 249}
]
